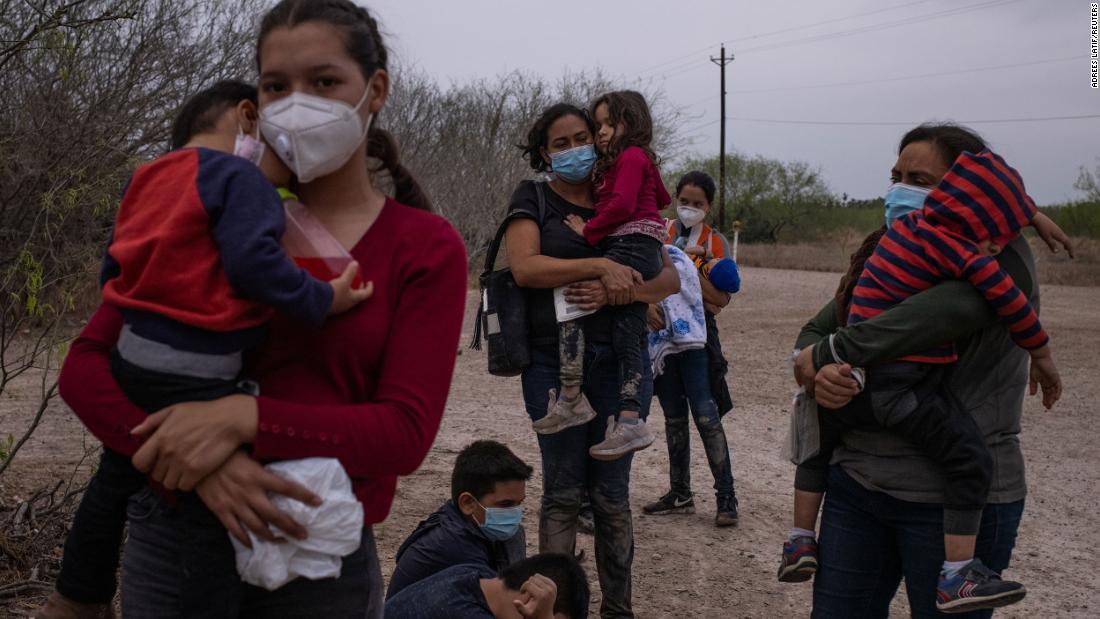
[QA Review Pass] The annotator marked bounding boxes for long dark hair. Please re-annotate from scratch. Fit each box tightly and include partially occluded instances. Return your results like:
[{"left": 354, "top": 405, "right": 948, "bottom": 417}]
[
  {"left": 518, "top": 103, "right": 595, "bottom": 173},
  {"left": 589, "top": 90, "right": 658, "bottom": 180},
  {"left": 257, "top": 0, "right": 431, "bottom": 211},
  {"left": 834, "top": 123, "right": 987, "bottom": 322}
]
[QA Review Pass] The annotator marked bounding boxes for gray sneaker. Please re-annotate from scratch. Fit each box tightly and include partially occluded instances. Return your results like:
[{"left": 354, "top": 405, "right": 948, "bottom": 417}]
[
  {"left": 589, "top": 416, "right": 655, "bottom": 461},
  {"left": 533, "top": 389, "right": 597, "bottom": 434}
]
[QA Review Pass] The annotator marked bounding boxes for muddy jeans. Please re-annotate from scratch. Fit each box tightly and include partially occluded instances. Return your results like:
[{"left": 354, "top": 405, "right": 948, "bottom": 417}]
[
  {"left": 523, "top": 342, "right": 653, "bottom": 619},
  {"left": 120, "top": 488, "right": 383, "bottom": 618},
  {"left": 653, "top": 348, "right": 735, "bottom": 502}
]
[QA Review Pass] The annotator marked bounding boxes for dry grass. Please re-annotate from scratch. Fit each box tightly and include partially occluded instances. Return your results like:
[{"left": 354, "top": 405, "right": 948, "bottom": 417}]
[{"left": 737, "top": 234, "right": 1100, "bottom": 287}]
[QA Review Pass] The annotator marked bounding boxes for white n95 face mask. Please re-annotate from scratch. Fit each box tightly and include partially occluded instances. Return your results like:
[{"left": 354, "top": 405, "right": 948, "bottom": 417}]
[
  {"left": 676, "top": 205, "right": 706, "bottom": 229},
  {"left": 259, "top": 88, "right": 372, "bottom": 183}
]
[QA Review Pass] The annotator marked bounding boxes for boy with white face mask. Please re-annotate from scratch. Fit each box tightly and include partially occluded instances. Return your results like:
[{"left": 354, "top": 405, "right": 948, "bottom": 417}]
[{"left": 40, "top": 80, "right": 370, "bottom": 619}]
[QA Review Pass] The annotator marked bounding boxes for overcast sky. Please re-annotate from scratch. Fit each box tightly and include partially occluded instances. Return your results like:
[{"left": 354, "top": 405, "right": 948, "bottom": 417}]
[{"left": 368, "top": 0, "right": 1098, "bottom": 205}]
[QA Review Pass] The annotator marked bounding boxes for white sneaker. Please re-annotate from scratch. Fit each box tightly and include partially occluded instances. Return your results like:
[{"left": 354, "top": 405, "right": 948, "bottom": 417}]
[
  {"left": 533, "top": 389, "right": 597, "bottom": 434},
  {"left": 589, "top": 416, "right": 655, "bottom": 461}
]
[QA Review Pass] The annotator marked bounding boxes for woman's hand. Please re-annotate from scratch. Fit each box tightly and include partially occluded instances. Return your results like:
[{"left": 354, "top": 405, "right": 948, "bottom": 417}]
[
  {"left": 195, "top": 450, "right": 322, "bottom": 547},
  {"left": 647, "top": 304, "right": 665, "bottom": 331},
  {"left": 1031, "top": 212, "right": 1075, "bottom": 258},
  {"left": 597, "top": 259, "right": 642, "bottom": 306},
  {"left": 563, "top": 280, "right": 608, "bottom": 312},
  {"left": 564, "top": 214, "right": 587, "bottom": 238},
  {"left": 131, "top": 394, "right": 258, "bottom": 491},
  {"left": 813, "top": 363, "right": 861, "bottom": 409},
  {"left": 1029, "top": 345, "right": 1063, "bottom": 409}
]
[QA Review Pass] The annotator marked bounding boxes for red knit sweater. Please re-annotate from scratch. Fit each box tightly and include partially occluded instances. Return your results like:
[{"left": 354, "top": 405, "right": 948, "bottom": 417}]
[{"left": 59, "top": 199, "right": 468, "bottom": 524}]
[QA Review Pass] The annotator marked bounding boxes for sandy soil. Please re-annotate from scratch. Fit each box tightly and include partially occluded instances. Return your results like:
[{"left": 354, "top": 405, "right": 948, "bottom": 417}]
[{"left": 1, "top": 266, "right": 1097, "bottom": 618}]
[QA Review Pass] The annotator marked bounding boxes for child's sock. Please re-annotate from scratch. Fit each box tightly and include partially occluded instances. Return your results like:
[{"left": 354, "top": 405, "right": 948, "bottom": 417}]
[
  {"left": 940, "top": 559, "right": 971, "bottom": 578},
  {"left": 788, "top": 527, "right": 816, "bottom": 541},
  {"left": 618, "top": 416, "right": 640, "bottom": 425}
]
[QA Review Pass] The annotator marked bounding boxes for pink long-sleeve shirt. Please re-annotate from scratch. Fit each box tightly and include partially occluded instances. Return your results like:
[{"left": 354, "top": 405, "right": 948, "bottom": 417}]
[{"left": 582, "top": 146, "right": 670, "bottom": 245}]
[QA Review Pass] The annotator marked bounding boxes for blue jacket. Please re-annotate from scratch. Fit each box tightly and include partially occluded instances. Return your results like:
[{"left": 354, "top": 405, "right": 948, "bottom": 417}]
[{"left": 386, "top": 500, "right": 526, "bottom": 599}]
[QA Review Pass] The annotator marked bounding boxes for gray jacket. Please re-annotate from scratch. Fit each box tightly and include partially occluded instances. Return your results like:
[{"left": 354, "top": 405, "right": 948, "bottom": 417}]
[{"left": 796, "top": 236, "right": 1036, "bottom": 504}]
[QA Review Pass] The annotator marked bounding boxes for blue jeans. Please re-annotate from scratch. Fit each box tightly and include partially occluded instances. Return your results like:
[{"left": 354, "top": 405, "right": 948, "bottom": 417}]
[
  {"left": 522, "top": 342, "right": 653, "bottom": 619},
  {"left": 120, "top": 488, "right": 383, "bottom": 618},
  {"left": 653, "top": 348, "right": 735, "bottom": 501},
  {"left": 812, "top": 466, "right": 1025, "bottom": 619}
]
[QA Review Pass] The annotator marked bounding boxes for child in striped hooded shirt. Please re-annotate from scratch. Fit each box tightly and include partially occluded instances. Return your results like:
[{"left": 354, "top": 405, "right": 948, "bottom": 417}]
[{"left": 778, "top": 150, "right": 1063, "bottom": 614}]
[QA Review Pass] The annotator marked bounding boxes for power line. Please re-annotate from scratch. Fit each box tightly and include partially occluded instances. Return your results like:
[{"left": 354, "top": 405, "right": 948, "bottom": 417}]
[
  {"left": 649, "top": 0, "right": 1019, "bottom": 83},
  {"left": 633, "top": 0, "right": 943, "bottom": 78},
  {"left": 735, "top": 0, "right": 1018, "bottom": 57},
  {"left": 722, "top": 114, "right": 1100, "bottom": 127},
  {"left": 678, "top": 113, "right": 1099, "bottom": 140},
  {"left": 679, "top": 55, "right": 1077, "bottom": 109}
]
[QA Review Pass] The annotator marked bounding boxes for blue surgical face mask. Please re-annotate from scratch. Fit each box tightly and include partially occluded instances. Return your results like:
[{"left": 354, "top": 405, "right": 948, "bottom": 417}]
[
  {"left": 884, "top": 182, "right": 932, "bottom": 227},
  {"left": 475, "top": 498, "right": 523, "bottom": 541},
  {"left": 549, "top": 144, "right": 597, "bottom": 184}
]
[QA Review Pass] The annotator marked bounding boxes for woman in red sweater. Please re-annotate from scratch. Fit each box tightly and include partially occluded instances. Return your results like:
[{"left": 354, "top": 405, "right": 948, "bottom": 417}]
[{"left": 56, "top": 1, "right": 466, "bottom": 617}]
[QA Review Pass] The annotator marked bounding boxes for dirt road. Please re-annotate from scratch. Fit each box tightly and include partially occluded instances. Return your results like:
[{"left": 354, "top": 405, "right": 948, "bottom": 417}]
[{"left": 2, "top": 266, "right": 1097, "bottom": 617}]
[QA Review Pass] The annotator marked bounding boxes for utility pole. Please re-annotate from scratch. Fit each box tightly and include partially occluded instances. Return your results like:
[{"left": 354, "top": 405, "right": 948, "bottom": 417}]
[{"left": 710, "top": 44, "right": 734, "bottom": 230}]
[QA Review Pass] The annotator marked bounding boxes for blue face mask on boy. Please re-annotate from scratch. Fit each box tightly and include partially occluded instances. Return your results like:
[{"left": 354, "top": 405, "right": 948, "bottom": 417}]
[
  {"left": 884, "top": 182, "right": 932, "bottom": 227},
  {"left": 549, "top": 144, "right": 597, "bottom": 184},
  {"left": 475, "top": 498, "right": 523, "bottom": 541}
]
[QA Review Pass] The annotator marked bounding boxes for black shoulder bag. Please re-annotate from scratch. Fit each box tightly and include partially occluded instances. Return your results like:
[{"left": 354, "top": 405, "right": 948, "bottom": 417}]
[{"left": 470, "top": 182, "right": 547, "bottom": 377}]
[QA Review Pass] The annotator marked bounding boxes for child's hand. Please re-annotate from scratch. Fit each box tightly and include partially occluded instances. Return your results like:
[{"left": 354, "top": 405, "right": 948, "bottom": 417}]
[
  {"left": 328, "top": 262, "right": 373, "bottom": 315},
  {"left": 513, "top": 573, "right": 557, "bottom": 619},
  {"left": 1028, "top": 345, "right": 1062, "bottom": 409},
  {"left": 564, "top": 214, "right": 587, "bottom": 238},
  {"left": 1031, "top": 212, "right": 1075, "bottom": 258}
]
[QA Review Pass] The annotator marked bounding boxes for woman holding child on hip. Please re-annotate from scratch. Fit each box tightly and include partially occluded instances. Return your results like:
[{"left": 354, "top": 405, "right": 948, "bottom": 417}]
[
  {"left": 51, "top": 1, "right": 466, "bottom": 617},
  {"left": 505, "top": 97, "right": 679, "bottom": 618}
]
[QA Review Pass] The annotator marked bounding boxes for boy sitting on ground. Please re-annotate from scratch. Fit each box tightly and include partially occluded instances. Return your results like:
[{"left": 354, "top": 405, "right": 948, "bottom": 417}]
[
  {"left": 385, "top": 553, "right": 590, "bottom": 619},
  {"left": 386, "top": 440, "right": 532, "bottom": 599}
]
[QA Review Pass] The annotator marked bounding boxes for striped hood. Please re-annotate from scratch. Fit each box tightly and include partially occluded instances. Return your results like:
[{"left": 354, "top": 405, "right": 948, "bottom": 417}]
[{"left": 921, "top": 150, "right": 1037, "bottom": 246}]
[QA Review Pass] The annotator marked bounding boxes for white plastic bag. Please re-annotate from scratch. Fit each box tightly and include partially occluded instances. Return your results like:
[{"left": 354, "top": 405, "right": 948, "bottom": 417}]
[
  {"left": 231, "top": 458, "right": 364, "bottom": 590},
  {"left": 781, "top": 388, "right": 821, "bottom": 465}
]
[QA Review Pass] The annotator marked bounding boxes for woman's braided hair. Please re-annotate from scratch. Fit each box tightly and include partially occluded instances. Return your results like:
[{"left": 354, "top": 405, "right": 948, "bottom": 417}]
[{"left": 258, "top": 0, "right": 431, "bottom": 211}]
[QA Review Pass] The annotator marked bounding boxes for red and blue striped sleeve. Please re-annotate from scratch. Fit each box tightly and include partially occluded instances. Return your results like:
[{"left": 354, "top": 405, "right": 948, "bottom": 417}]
[
  {"left": 961, "top": 253, "right": 1048, "bottom": 350},
  {"left": 197, "top": 150, "right": 334, "bottom": 328}
]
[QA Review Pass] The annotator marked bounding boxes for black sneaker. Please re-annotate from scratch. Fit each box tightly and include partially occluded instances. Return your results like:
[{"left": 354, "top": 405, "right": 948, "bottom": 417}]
[
  {"left": 642, "top": 491, "right": 695, "bottom": 515},
  {"left": 715, "top": 495, "right": 739, "bottom": 527}
]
